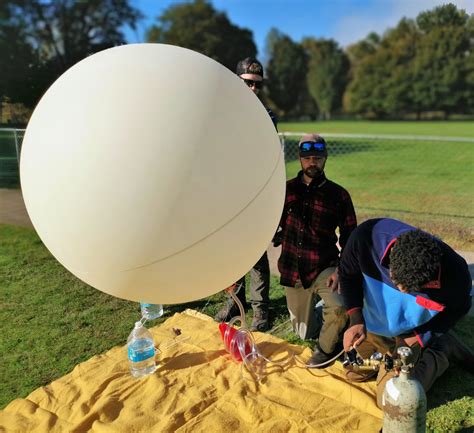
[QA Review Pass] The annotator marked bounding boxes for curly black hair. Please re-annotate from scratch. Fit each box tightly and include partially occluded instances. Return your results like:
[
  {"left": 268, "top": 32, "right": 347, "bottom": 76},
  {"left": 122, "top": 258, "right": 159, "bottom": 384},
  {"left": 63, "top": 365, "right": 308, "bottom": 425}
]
[{"left": 389, "top": 229, "right": 442, "bottom": 292}]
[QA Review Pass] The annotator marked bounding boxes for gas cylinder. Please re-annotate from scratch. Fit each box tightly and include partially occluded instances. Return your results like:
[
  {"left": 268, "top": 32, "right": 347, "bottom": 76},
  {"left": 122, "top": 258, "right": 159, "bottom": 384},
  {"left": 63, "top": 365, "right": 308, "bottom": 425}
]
[{"left": 382, "top": 347, "right": 427, "bottom": 433}]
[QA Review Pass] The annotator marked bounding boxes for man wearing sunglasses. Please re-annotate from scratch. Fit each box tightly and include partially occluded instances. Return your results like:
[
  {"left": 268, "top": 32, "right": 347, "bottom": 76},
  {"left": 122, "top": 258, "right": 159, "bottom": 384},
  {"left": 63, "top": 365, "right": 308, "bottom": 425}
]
[
  {"left": 235, "top": 57, "right": 277, "bottom": 129},
  {"left": 214, "top": 57, "right": 277, "bottom": 331},
  {"left": 276, "top": 134, "right": 357, "bottom": 366}
]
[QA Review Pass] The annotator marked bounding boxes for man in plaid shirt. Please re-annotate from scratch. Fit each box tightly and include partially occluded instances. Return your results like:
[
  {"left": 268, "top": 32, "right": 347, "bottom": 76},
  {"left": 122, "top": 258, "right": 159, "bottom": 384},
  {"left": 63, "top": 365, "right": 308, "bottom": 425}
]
[{"left": 276, "top": 133, "right": 357, "bottom": 366}]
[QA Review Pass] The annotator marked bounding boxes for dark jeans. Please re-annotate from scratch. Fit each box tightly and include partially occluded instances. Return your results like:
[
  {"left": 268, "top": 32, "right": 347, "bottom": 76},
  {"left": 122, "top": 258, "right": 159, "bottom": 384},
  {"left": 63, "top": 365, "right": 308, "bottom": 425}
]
[{"left": 232, "top": 252, "right": 270, "bottom": 311}]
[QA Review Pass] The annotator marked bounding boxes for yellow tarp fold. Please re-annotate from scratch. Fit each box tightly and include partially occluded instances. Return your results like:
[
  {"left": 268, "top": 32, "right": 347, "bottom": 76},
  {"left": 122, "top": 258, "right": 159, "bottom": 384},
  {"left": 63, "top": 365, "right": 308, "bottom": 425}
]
[{"left": 0, "top": 310, "right": 382, "bottom": 432}]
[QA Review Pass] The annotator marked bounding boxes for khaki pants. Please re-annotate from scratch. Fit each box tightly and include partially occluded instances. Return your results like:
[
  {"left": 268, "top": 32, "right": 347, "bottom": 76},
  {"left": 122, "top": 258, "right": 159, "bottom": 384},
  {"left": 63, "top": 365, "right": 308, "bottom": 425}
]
[
  {"left": 285, "top": 267, "right": 348, "bottom": 353},
  {"left": 355, "top": 332, "right": 450, "bottom": 409}
]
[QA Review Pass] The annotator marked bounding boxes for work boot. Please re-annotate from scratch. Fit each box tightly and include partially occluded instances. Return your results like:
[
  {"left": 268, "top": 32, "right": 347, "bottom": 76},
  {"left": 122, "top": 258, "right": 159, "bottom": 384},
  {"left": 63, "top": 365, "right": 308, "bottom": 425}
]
[
  {"left": 432, "top": 331, "right": 474, "bottom": 373},
  {"left": 307, "top": 342, "right": 343, "bottom": 368},
  {"left": 214, "top": 302, "right": 243, "bottom": 322},
  {"left": 250, "top": 309, "right": 269, "bottom": 332},
  {"left": 345, "top": 368, "right": 378, "bottom": 382}
]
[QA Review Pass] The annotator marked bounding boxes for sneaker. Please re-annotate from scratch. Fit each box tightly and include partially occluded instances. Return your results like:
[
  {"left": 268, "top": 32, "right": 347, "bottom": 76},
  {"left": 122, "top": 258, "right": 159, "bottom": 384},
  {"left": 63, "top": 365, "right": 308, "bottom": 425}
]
[
  {"left": 250, "top": 309, "right": 269, "bottom": 332},
  {"left": 214, "top": 302, "right": 241, "bottom": 322},
  {"left": 307, "top": 342, "right": 343, "bottom": 368}
]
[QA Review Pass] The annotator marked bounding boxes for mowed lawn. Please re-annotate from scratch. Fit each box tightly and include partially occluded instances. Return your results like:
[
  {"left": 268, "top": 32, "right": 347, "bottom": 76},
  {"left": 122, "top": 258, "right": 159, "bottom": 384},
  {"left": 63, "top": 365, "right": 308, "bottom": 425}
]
[
  {"left": 0, "top": 224, "right": 473, "bottom": 432},
  {"left": 279, "top": 121, "right": 474, "bottom": 250},
  {"left": 0, "top": 120, "right": 473, "bottom": 430},
  {"left": 280, "top": 119, "right": 474, "bottom": 137}
]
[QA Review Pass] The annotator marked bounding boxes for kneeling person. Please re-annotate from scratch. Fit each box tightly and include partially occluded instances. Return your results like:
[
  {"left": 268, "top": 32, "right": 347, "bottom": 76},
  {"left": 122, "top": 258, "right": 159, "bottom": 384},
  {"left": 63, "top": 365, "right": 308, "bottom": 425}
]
[
  {"left": 277, "top": 134, "right": 357, "bottom": 366},
  {"left": 339, "top": 218, "right": 473, "bottom": 408}
]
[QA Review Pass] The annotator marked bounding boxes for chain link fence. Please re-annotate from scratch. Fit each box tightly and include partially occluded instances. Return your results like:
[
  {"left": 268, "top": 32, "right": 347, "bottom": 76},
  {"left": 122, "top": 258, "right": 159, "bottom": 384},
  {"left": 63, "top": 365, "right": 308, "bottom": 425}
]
[
  {"left": 0, "top": 128, "right": 25, "bottom": 187},
  {"left": 1, "top": 128, "right": 473, "bottom": 225},
  {"left": 280, "top": 132, "right": 474, "bottom": 228}
]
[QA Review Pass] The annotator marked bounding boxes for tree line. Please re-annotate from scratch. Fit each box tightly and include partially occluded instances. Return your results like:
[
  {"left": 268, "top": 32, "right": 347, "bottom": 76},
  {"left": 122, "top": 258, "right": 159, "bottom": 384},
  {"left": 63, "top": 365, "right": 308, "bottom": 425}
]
[{"left": 1, "top": 0, "right": 472, "bottom": 123}]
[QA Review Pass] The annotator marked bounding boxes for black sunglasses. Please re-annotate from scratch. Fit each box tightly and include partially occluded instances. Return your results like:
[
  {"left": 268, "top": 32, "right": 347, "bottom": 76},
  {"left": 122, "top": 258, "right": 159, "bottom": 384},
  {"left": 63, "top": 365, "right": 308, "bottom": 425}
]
[
  {"left": 242, "top": 78, "right": 263, "bottom": 89},
  {"left": 299, "top": 141, "right": 326, "bottom": 152}
]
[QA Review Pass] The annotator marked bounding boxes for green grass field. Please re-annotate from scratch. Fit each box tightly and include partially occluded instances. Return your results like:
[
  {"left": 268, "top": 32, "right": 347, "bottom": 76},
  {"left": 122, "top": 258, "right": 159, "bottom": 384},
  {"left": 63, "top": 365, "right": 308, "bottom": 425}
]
[
  {"left": 280, "top": 120, "right": 474, "bottom": 137},
  {"left": 2, "top": 122, "right": 472, "bottom": 247},
  {"left": 0, "top": 224, "right": 473, "bottom": 432},
  {"left": 284, "top": 138, "right": 473, "bottom": 249},
  {"left": 278, "top": 121, "right": 474, "bottom": 250}
]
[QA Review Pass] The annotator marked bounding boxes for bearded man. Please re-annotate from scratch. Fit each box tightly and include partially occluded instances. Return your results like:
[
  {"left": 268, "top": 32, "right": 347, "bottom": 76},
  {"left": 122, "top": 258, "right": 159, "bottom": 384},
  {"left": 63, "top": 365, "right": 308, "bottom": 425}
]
[{"left": 276, "top": 133, "right": 357, "bottom": 366}]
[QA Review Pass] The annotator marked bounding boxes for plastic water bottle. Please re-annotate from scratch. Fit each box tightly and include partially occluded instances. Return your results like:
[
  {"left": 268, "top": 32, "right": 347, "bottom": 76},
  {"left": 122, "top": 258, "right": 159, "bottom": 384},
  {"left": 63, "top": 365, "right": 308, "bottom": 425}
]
[
  {"left": 140, "top": 303, "right": 164, "bottom": 320},
  {"left": 127, "top": 321, "right": 156, "bottom": 378}
]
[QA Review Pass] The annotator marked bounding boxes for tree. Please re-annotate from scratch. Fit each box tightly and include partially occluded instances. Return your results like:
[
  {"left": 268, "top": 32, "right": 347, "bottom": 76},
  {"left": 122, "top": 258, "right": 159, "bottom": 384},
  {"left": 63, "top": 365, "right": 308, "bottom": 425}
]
[
  {"left": 417, "top": 3, "right": 468, "bottom": 31},
  {"left": 0, "top": 3, "right": 41, "bottom": 109},
  {"left": 0, "top": 0, "right": 142, "bottom": 108},
  {"left": 0, "top": 21, "right": 37, "bottom": 108},
  {"left": 345, "top": 32, "right": 380, "bottom": 67},
  {"left": 265, "top": 29, "right": 307, "bottom": 117},
  {"left": 343, "top": 33, "right": 380, "bottom": 114},
  {"left": 146, "top": 0, "right": 256, "bottom": 71},
  {"left": 464, "top": 15, "right": 474, "bottom": 113},
  {"left": 303, "top": 38, "right": 349, "bottom": 119},
  {"left": 345, "top": 4, "right": 473, "bottom": 118},
  {"left": 345, "top": 19, "right": 419, "bottom": 117},
  {"left": 379, "top": 19, "right": 419, "bottom": 116},
  {"left": 412, "top": 4, "right": 472, "bottom": 117},
  {"left": 344, "top": 51, "right": 385, "bottom": 117}
]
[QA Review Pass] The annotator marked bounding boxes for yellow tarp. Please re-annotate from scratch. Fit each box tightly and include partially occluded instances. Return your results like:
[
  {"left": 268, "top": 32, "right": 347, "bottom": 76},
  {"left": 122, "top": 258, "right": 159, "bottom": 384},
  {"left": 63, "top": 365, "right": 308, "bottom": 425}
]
[{"left": 0, "top": 310, "right": 382, "bottom": 432}]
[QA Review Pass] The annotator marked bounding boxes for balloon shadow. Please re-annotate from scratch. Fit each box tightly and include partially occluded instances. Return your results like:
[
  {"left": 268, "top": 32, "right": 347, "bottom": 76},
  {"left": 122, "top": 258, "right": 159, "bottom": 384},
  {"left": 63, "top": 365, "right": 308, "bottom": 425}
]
[{"left": 158, "top": 349, "right": 227, "bottom": 372}]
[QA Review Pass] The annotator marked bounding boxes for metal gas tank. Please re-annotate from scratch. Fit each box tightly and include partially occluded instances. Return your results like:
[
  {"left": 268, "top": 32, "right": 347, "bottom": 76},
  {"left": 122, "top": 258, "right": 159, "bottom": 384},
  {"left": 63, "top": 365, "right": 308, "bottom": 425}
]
[{"left": 382, "top": 347, "right": 427, "bottom": 433}]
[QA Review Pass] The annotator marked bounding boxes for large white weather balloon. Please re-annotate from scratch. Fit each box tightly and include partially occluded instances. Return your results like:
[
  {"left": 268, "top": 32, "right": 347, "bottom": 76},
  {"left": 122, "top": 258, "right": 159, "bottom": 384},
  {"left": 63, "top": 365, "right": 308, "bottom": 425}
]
[{"left": 20, "top": 44, "right": 285, "bottom": 304}]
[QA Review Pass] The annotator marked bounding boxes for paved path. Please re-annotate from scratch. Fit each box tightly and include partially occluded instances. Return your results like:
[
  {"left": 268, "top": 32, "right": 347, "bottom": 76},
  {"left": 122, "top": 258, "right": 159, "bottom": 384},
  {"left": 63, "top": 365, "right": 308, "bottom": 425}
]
[{"left": 0, "top": 188, "right": 33, "bottom": 228}]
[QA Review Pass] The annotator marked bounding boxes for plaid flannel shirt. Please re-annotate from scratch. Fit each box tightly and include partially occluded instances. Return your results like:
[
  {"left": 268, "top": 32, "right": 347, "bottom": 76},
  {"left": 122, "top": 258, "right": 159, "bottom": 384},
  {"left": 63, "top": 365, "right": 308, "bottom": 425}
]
[{"left": 278, "top": 171, "right": 357, "bottom": 289}]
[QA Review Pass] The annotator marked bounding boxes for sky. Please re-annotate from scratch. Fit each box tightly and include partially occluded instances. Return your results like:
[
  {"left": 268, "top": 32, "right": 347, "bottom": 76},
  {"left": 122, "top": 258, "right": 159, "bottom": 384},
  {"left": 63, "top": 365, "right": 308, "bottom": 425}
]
[{"left": 126, "top": 0, "right": 474, "bottom": 59}]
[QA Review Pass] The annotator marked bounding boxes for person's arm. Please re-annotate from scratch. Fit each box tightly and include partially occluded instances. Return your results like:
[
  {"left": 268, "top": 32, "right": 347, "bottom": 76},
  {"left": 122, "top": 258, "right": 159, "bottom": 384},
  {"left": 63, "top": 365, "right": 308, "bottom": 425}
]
[
  {"left": 266, "top": 107, "right": 278, "bottom": 131},
  {"left": 337, "top": 189, "right": 357, "bottom": 252},
  {"left": 343, "top": 309, "right": 366, "bottom": 352},
  {"left": 338, "top": 226, "right": 368, "bottom": 351},
  {"left": 272, "top": 199, "right": 287, "bottom": 247},
  {"left": 326, "top": 189, "right": 357, "bottom": 292},
  {"left": 338, "top": 226, "right": 364, "bottom": 310},
  {"left": 271, "top": 210, "right": 285, "bottom": 247}
]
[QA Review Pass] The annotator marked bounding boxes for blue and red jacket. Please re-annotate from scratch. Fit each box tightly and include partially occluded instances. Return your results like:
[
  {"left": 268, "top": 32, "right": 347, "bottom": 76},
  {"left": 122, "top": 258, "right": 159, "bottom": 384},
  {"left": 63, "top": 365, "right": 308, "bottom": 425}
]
[{"left": 339, "top": 218, "right": 471, "bottom": 346}]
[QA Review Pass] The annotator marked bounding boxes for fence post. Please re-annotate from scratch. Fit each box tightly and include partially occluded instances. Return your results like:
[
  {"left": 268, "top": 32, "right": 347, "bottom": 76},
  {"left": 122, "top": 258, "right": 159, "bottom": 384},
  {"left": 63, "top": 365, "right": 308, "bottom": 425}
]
[
  {"left": 278, "top": 133, "right": 285, "bottom": 154},
  {"left": 13, "top": 129, "right": 20, "bottom": 164}
]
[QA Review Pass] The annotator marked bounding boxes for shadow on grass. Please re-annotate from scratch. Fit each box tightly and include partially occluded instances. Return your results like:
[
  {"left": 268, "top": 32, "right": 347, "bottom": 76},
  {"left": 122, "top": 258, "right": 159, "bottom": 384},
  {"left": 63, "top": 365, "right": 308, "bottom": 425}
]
[
  {"left": 152, "top": 276, "right": 294, "bottom": 337},
  {"left": 269, "top": 292, "right": 289, "bottom": 324},
  {"left": 358, "top": 205, "right": 474, "bottom": 220},
  {"left": 160, "top": 295, "right": 226, "bottom": 323},
  {"left": 426, "top": 315, "right": 474, "bottom": 411}
]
